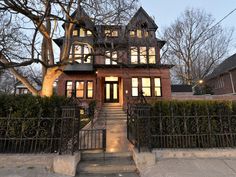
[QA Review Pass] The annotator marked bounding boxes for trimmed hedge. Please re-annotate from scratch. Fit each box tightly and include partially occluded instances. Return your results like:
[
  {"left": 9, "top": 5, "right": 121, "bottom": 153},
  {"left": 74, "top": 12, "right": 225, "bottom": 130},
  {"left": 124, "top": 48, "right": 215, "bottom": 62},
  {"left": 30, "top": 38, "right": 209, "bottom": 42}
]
[{"left": 0, "top": 94, "right": 70, "bottom": 117}]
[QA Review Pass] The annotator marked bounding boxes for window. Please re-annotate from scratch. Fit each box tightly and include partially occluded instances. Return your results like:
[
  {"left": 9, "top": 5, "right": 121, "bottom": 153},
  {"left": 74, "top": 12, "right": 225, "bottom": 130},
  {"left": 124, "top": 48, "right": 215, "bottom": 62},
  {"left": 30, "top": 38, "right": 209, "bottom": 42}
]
[
  {"left": 142, "top": 78, "right": 151, "bottom": 96},
  {"left": 105, "top": 29, "right": 118, "bottom": 37},
  {"left": 154, "top": 78, "right": 161, "bottom": 96},
  {"left": 87, "top": 81, "right": 93, "bottom": 98},
  {"left": 149, "top": 47, "right": 156, "bottom": 64},
  {"left": 132, "top": 78, "right": 139, "bottom": 96},
  {"left": 144, "top": 31, "right": 149, "bottom": 37},
  {"left": 79, "top": 28, "right": 86, "bottom": 37},
  {"left": 66, "top": 81, "right": 73, "bottom": 97},
  {"left": 70, "top": 44, "right": 92, "bottom": 64},
  {"left": 87, "top": 30, "right": 92, "bottom": 36},
  {"left": 105, "top": 51, "right": 118, "bottom": 65},
  {"left": 130, "top": 47, "right": 156, "bottom": 64},
  {"left": 130, "top": 47, "right": 138, "bottom": 64},
  {"left": 137, "top": 30, "right": 142, "bottom": 38},
  {"left": 140, "top": 47, "right": 147, "bottom": 64},
  {"left": 76, "top": 81, "right": 84, "bottom": 98},
  {"left": 130, "top": 30, "right": 135, "bottom": 37},
  {"left": 73, "top": 30, "right": 78, "bottom": 36}
]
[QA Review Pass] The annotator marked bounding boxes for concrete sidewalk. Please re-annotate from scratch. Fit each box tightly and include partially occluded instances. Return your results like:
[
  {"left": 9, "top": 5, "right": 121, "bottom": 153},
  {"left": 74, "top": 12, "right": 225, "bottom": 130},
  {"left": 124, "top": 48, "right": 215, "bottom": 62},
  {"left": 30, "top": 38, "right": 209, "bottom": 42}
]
[{"left": 141, "top": 158, "right": 236, "bottom": 177}]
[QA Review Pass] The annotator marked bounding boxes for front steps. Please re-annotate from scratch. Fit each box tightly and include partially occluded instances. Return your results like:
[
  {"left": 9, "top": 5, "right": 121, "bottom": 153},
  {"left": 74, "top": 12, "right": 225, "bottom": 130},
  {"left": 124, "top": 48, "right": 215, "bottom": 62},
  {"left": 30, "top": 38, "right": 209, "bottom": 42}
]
[
  {"left": 98, "top": 103, "right": 127, "bottom": 122},
  {"left": 76, "top": 151, "right": 138, "bottom": 176}
]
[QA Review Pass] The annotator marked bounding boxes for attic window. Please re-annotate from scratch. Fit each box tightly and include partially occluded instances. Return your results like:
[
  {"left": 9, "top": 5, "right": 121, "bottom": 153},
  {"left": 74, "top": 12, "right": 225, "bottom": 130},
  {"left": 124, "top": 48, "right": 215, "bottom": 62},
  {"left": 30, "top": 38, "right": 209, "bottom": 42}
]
[
  {"left": 137, "top": 30, "right": 142, "bottom": 38},
  {"left": 73, "top": 30, "right": 78, "bottom": 36},
  {"left": 87, "top": 30, "right": 92, "bottom": 36},
  {"left": 80, "top": 28, "right": 86, "bottom": 37},
  {"left": 105, "top": 29, "right": 118, "bottom": 37},
  {"left": 130, "top": 30, "right": 135, "bottom": 37}
]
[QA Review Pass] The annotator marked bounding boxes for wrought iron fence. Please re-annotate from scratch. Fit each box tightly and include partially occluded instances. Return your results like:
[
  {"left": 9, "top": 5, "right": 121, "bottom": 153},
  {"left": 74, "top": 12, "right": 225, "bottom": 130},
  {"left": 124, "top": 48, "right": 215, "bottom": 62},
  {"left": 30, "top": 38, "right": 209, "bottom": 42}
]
[
  {"left": 127, "top": 104, "right": 236, "bottom": 151},
  {"left": 0, "top": 107, "right": 80, "bottom": 154}
]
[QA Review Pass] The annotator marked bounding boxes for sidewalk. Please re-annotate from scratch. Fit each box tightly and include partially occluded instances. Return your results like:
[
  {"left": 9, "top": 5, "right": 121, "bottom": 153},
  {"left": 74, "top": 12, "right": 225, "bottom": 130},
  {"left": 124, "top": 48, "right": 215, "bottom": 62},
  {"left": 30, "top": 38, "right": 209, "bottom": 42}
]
[{"left": 141, "top": 158, "right": 236, "bottom": 177}]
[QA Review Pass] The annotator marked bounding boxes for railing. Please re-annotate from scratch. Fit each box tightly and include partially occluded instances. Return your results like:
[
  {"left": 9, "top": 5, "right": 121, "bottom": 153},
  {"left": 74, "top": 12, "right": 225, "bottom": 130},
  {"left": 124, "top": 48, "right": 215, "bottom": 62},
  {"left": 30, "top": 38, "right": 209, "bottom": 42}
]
[
  {"left": 0, "top": 116, "right": 78, "bottom": 154},
  {"left": 127, "top": 104, "right": 236, "bottom": 151},
  {"left": 78, "top": 129, "right": 106, "bottom": 151}
]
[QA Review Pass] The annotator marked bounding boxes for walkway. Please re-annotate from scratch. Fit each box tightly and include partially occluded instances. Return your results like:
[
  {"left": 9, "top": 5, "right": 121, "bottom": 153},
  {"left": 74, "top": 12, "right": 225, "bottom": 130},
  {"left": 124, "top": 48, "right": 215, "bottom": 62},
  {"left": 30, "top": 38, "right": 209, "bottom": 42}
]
[{"left": 141, "top": 158, "right": 236, "bottom": 177}]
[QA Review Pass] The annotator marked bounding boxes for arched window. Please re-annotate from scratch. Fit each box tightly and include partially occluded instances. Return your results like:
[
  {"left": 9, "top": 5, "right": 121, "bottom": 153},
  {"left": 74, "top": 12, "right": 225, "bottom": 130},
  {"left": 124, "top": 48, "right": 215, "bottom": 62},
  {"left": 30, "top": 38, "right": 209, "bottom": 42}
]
[{"left": 69, "top": 43, "right": 92, "bottom": 64}]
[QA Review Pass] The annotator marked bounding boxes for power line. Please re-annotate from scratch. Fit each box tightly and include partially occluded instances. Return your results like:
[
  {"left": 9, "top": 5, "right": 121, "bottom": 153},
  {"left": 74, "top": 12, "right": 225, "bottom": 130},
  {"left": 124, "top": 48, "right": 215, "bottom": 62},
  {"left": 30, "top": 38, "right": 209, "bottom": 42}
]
[{"left": 207, "top": 7, "right": 236, "bottom": 33}]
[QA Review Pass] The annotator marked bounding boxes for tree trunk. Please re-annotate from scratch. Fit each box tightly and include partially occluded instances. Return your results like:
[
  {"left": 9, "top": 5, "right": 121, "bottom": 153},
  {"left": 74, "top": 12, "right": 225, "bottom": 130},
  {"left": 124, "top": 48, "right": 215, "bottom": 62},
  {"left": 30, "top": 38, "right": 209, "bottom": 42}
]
[{"left": 39, "top": 67, "right": 62, "bottom": 97}]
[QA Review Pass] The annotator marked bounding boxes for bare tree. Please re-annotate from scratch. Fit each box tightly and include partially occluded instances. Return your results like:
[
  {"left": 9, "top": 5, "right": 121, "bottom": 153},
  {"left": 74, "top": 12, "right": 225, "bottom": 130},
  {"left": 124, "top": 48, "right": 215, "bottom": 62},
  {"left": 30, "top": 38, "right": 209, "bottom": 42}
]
[
  {"left": 162, "top": 8, "right": 234, "bottom": 85},
  {"left": 0, "top": 0, "right": 138, "bottom": 96}
]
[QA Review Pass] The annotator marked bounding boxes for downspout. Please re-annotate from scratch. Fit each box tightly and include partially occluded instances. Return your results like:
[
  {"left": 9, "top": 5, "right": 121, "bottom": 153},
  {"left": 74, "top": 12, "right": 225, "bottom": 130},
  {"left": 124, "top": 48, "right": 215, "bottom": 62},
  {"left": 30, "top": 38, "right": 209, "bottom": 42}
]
[{"left": 229, "top": 71, "right": 235, "bottom": 94}]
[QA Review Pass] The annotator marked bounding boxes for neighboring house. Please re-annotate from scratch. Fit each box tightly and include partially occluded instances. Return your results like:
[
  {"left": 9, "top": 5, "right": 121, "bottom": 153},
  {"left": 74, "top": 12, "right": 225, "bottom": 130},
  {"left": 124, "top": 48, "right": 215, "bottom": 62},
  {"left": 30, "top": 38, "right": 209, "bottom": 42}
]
[
  {"left": 206, "top": 53, "right": 236, "bottom": 95},
  {"left": 15, "top": 84, "right": 30, "bottom": 95},
  {"left": 55, "top": 7, "right": 173, "bottom": 108},
  {"left": 171, "top": 85, "right": 193, "bottom": 97}
]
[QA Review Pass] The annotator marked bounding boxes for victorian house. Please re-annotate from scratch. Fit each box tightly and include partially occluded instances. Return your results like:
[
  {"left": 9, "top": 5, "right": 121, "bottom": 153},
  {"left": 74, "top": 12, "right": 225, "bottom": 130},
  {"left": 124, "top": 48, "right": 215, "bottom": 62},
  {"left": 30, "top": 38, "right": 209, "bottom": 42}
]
[{"left": 55, "top": 7, "right": 173, "bottom": 108}]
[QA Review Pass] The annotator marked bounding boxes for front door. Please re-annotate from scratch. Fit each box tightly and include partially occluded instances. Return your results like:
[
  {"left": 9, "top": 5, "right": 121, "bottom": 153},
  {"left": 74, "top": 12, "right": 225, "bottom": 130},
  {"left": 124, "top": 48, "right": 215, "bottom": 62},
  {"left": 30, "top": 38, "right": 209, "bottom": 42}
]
[{"left": 105, "top": 81, "right": 119, "bottom": 103}]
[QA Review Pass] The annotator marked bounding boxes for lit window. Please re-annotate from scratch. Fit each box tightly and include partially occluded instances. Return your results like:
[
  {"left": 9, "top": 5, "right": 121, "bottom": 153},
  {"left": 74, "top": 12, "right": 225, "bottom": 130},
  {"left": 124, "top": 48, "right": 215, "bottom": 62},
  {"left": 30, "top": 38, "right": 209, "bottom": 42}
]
[
  {"left": 66, "top": 81, "right": 73, "bottom": 97},
  {"left": 74, "top": 45, "right": 83, "bottom": 63},
  {"left": 105, "top": 51, "right": 118, "bottom": 65},
  {"left": 84, "top": 45, "right": 91, "bottom": 63},
  {"left": 149, "top": 47, "right": 156, "bottom": 64},
  {"left": 76, "top": 81, "right": 84, "bottom": 98},
  {"left": 73, "top": 30, "right": 78, "bottom": 36},
  {"left": 142, "top": 78, "right": 151, "bottom": 96},
  {"left": 105, "top": 29, "right": 111, "bottom": 37},
  {"left": 154, "top": 78, "right": 161, "bottom": 96},
  {"left": 80, "top": 28, "right": 86, "bottom": 37},
  {"left": 140, "top": 47, "right": 147, "bottom": 64},
  {"left": 130, "top": 47, "right": 138, "bottom": 64},
  {"left": 112, "top": 30, "right": 118, "bottom": 37},
  {"left": 144, "top": 31, "right": 149, "bottom": 37},
  {"left": 130, "top": 30, "right": 135, "bottom": 37},
  {"left": 105, "top": 29, "right": 118, "bottom": 37},
  {"left": 87, "top": 81, "right": 93, "bottom": 98},
  {"left": 137, "top": 30, "right": 142, "bottom": 38},
  {"left": 87, "top": 30, "right": 92, "bottom": 36},
  {"left": 71, "top": 44, "right": 92, "bottom": 64},
  {"left": 132, "top": 78, "right": 139, "bottom": 97}
]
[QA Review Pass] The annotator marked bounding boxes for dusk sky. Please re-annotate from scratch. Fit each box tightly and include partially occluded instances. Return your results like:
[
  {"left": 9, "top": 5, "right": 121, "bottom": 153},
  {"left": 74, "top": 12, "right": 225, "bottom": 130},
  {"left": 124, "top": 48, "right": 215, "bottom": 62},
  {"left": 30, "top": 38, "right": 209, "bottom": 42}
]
[{"left": 140, "top": 0, "right": 236, "bottom": 55}]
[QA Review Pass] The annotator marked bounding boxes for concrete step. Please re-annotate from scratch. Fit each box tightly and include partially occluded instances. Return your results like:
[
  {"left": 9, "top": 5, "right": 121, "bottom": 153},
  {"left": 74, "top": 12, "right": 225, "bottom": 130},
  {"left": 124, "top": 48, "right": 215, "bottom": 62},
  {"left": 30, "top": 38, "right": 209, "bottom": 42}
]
[
  {"left": 77, "top": 157, "right": 136, "bottom": 174},
  {"left": 99, "top": 114, "right": 127, "bottom": 118}
]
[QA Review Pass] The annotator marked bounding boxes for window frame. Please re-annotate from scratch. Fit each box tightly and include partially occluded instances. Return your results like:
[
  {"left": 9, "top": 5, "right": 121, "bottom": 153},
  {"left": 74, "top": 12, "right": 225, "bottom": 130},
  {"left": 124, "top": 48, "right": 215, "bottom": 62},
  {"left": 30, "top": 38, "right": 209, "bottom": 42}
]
[
  {"left": 70, "top": 43, "right": 92, "bottom": 64},
  {"left": 105, "top": 29, "right": 119, "bottom": 37},
  {"left": 131, "top": 78, "right": 139, "bottom": 97},
  {"left": 65, "top": 81, "right": 73, "bottom": 98},
  {"left": 75, "top": 81, "right": 85, "bottom": 98},
  {"left": 130, "top": 46, "right": 156, "bottom": 64},
  {"left": 105, "top": 50, "right": 118, "bottom": 65},
  {"left": 154, "top": 77, "right": 162, "bottom": 97},
  {"left": 86, "top": 81, "right": 94, "bottom": 99},
  {"left": 141, "top": 78, "right": 151, "bottom": 97}
]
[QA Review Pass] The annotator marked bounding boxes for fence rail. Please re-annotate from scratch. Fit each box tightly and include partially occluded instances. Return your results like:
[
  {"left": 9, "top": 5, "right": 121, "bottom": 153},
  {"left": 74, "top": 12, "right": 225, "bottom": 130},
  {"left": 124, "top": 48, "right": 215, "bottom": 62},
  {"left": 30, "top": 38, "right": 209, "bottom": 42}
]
[{"left": 127, "top": 104, "right": 236, "bottom": 151}]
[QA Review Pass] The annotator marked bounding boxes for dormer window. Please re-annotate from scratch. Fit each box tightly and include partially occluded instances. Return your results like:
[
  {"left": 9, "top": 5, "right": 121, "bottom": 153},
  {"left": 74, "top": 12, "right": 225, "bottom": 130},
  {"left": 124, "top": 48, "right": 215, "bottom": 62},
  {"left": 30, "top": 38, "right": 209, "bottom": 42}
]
[
  {"left": 129, "top": 29, "right": 149, "bottom": 38},
  {"left": 73, "top": 30, "right": 78, "bottom": 36},
  {"left": 72, "top": 28, "right": 93, "bottom": 37},
  {"left": 79, "top": 28, "right": 86, "bottom": 37},
  {"left": 105, "top": 29, "right": 118, "bottom": 37}
]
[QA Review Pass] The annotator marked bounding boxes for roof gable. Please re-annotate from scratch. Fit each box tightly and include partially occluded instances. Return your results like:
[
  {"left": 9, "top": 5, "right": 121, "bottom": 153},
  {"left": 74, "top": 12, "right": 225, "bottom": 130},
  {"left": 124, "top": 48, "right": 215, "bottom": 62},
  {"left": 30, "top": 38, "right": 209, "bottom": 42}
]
[
  {"left": 207, "top": 53, "right": 236, "bottom": 79},
  {"left": 127, "top": 7, "right": 158, "bottom": 31}
]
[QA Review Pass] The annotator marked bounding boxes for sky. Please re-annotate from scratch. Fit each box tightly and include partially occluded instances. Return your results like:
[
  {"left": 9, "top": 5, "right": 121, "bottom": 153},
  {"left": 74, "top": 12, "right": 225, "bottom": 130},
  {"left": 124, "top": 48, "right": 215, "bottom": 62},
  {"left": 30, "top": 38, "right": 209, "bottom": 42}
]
[{"left": 140, "top": 0, "right": 236, "bottom": 56}]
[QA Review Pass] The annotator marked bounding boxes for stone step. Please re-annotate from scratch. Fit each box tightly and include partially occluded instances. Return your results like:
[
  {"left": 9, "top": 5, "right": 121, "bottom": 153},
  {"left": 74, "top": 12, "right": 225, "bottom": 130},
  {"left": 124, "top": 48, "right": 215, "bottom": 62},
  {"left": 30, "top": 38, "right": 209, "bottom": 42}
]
[
  {"left": 77, "top": 157, "right": 136, "bottom": 174},
  {"left": 99, "top": 114, "right": 127, "bottom": 118},
  {"left": 81, "top": 151, "right": 132, "bottom": 160},
  {"left": 76, "top": 172, "right": 139, "bottom": 177}
]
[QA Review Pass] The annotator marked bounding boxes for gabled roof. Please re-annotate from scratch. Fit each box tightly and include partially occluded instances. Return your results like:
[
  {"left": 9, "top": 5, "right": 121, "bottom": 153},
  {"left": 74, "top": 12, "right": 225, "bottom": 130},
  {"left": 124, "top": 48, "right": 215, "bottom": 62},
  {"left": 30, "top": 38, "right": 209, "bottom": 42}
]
[
  {"left": 127, "top": 7, "right": 158, "bottom": 31},
  {"left": 207, "top": 53, "right": 236, "bottom": 79},
  {"left": 62, "top": 7, "right": 94, "bottom": 30}
]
